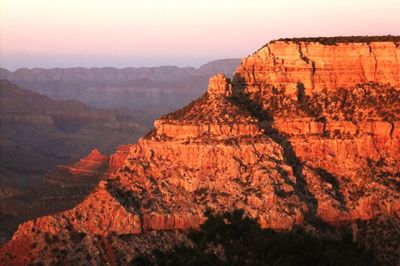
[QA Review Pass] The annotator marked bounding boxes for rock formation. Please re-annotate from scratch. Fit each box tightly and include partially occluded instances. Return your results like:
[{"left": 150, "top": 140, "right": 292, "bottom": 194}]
[
  {"left": 0, "top": 36, "right": 399, "bottom": 265},
  {"left": 235, "top": 37, "right": 400, "bottom": 95},
  {"left": 0, "top": 80, "right": 147, "bottom": 244},
  {"left": 0, "top": 146, "right": 131, "bottom": 245}
]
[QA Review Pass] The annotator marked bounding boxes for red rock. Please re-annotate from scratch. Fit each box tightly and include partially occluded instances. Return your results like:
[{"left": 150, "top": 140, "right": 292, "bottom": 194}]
[
  {"left": 207, "top": 73, "right": 233, "bottom": 96},
  {"left": 108, "top": 144, "right": 131, "bottom": 169},
  {"left": 235, "top": 41, "right": 400, "bottom": 95},
  {"left": 1, "top": 37, "right": 399, "bottom": 265}
]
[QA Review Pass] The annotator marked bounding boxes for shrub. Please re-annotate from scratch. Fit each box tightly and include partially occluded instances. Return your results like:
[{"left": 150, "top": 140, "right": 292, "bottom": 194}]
[{"left": 132, "top": 210, "right": 374, "bottom": 265}]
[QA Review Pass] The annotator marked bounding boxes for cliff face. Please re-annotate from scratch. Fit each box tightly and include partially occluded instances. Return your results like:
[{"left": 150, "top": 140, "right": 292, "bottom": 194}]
[
  {"left": 235, "top": 40, "right": 400, "bottom": 95},
  {"left": 233, "top": 40, "right": 400, "bottom": 196},
  {"left": 1, "top": 37, "right": 399, "bottom": 265},
  {"left": 0, "top": 146, "right": 130, "bottom": 245}
]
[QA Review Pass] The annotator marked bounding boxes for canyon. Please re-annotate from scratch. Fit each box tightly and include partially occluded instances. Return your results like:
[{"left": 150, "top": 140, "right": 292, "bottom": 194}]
[
  {"left": 0, "top": 80, "right": 146, "bottom": 243},
  {"left": 0, "top": 80, "right": 146, "bottom": 177},
  {"left": 0, "top": 59, "right": 239, "bottom": 246},
  {"left": 0, "top": 36, "right": 399, "bottom": 265},
  {"left": 0, "top": 145, "right": 130, "bottom": 244},
  {"left": 0, "top": 59, "right": 240, "bottom": 126}
]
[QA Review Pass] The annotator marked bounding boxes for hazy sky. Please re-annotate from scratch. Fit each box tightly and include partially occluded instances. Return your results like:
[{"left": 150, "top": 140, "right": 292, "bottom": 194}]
[{"left": 1, "top": 0, "right": 399, "bottom": 70}]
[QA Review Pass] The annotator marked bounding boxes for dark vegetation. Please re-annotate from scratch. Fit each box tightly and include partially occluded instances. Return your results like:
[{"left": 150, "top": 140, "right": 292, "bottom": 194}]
[
  {"left": 236, "top": 80, "right": 400, "bottom": 124},
  {"left": 132, "top": 210, "right": 374, "bottom": 266},
  {"left": 159, "top": 92, "right": 255, "bottom": 123},
  {"left": 364, "top": 158, "right": 400, "bottom": 192},
  {"left": 107, "top": 180, "right": 141, "bottom": 212},
  {"left": 270, "top": 35, "right": 400, "bottom": 45}
]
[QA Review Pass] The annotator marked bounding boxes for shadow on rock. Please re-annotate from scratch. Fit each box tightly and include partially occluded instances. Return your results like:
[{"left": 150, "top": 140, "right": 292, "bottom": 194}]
[{"left": 131, "top": 210, "right": 374, "bottom": 266}]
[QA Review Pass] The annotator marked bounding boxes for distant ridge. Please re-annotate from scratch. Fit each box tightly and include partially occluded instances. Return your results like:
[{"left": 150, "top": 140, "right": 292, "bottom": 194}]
[
  {"left": 0, "top": 58, "right": 241, "bottom": 80},
  {"left": 0, "top": 58, "right": 241, "bottom": 125}
]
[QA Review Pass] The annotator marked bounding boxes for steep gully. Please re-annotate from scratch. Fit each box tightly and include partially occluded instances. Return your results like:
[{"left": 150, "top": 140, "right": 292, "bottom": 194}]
[{"left": 230, "top": 75, "right": 345, "bottom": 230}]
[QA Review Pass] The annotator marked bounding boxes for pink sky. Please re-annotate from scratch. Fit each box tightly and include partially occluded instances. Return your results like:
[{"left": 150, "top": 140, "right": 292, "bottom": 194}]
[{"left": 1, "top": 0, "right": 399, "bottom": 70}]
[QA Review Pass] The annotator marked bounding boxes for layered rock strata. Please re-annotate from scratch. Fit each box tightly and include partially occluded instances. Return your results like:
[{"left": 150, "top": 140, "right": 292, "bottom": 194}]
[
  {"left": 235, "top": 38, "right": 400, "bottom": 95},
  {"left": 1, "top": 37, "right": 399, "bottom": 265},
  {"left": 0, "top": 146, "right": 131, "bottom": 246}
]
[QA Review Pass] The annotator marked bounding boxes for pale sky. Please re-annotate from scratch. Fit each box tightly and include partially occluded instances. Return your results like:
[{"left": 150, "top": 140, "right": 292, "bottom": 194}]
[{"left": 1, "top": 0, "right": 399, "bottom": 70}]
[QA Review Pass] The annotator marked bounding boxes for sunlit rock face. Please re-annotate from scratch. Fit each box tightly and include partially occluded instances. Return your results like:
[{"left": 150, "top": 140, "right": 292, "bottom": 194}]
[
  {"left": 235, "top": 39, "right": 400, "bottom": 95},
  {"left": 207, "top": 73, "right": 233, "bottom": 96},
  {"left": 232, "top": 39, "right": 400, "bottom": 222},
  {"left": 0, "top": 145, "right": 133, "bottom": 247},
  {"left": 1, "top": 36, "right": 399, "bottom": 265}
]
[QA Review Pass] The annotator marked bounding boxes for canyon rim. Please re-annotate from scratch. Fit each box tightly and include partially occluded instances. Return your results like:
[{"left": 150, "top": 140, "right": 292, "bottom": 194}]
[{"left": 0, "top": 36, "right": 400, "bottom": 265}]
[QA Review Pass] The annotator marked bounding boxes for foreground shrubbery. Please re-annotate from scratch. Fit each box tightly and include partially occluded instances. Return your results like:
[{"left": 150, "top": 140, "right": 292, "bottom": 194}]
[
  {"left": 271, "top": 35, "right": 400, "bottom": 45},
  {"left": 132, "top": 210, "right": 374, "bottom": 266}
]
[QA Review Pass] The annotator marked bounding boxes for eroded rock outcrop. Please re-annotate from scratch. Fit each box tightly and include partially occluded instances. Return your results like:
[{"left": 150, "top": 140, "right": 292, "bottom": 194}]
[
  {"left": 46, "top": 149, "right": 108, "bottom": 180},
  {"left": 153, "top": 74, "right": 262, "bottom": 140},
  {"left": 1, "top": 36, "right": 399, "bottom": 265},
  {"left": 0, "top": 146, "right": 132, "bottom": 246},
  {"left": 235, "top": 38, "right": 400, "bottom": 95}
]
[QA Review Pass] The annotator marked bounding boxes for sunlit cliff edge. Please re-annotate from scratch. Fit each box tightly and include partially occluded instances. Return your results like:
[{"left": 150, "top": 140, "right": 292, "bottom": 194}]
[{"left": 1, "top": 36, "right": 399, "bottom": 265}]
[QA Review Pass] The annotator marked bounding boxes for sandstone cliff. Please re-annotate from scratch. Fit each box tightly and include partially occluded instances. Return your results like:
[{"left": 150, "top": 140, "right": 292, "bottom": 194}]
[
  {"left": 0, "top": 37, "right": 399, "bottom": 265},
  {"left": 235, "top": 37, "right": 400, "bottom": 95}
]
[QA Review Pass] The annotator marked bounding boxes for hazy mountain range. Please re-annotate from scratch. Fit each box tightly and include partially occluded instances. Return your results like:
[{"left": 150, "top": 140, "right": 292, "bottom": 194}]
[{"left": 0, "top": 59, "right": 240, "bottom": 126}]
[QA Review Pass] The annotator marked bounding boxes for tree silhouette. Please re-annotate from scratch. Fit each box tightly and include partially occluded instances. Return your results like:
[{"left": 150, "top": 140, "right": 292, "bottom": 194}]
[{"left": 131, "top": 210, "right": 374, "bottom": 266}]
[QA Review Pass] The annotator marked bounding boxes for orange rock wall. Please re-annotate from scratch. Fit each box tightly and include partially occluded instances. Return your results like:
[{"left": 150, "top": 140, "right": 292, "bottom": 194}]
[
  {"left": 235, "top": 41, "right": 400, "bottom": 95},
  {"left": 154, "top": 120, "right": 262, "bottom": 139},
  {"left": 109, "top": 144, "right": 131, "bottom": 169}
]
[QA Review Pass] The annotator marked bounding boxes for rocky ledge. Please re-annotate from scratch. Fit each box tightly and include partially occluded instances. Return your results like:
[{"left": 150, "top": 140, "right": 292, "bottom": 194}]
[
  {"left": 1, "top": 37, "right": 399, "bottom": 265},
  {"left": 235, "top": 36, "right": 400, "bottom": 95},
  {"left": 153, "top": 74, "right": 262, "bottom": 140}
]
